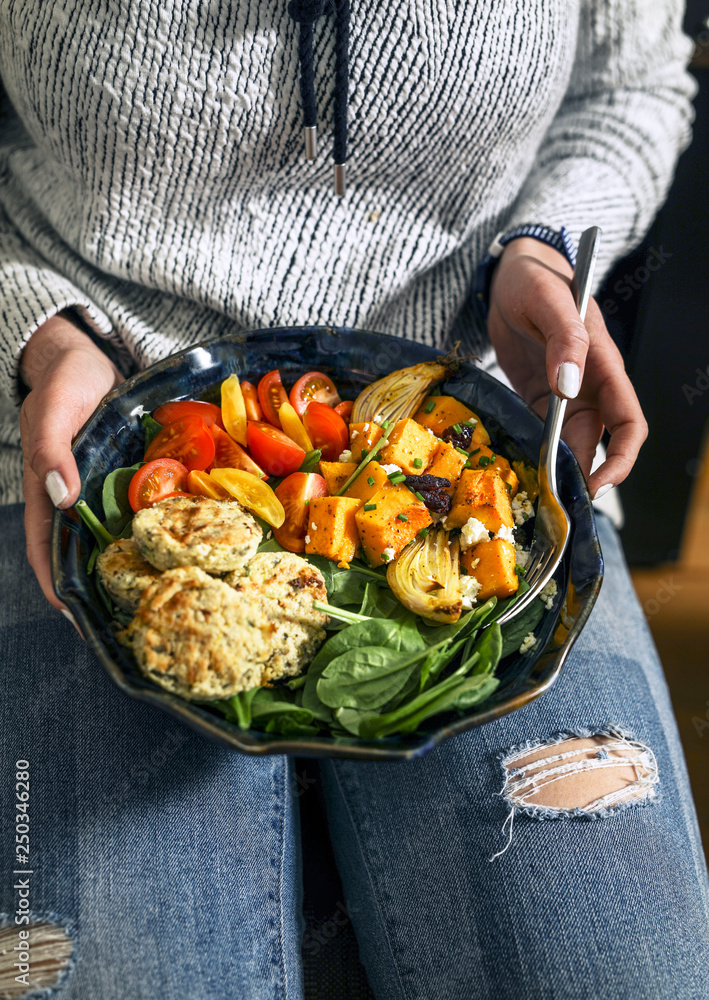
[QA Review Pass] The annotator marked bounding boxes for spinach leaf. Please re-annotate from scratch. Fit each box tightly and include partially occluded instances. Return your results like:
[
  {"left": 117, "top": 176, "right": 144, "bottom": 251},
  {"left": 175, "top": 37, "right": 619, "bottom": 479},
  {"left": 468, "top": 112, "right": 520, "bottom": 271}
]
[
  {"left": 498, "top": 591, "right": 547, "bottom": 659},
  {"left": 305, "top": 555, "right": 389, "bottom": 606},
  {"left": 141, "top": 413, "right": 162, "bottom": 449},
  {"left": 451, "top": 675, "right": 500, "bottom": 711},
  {"left": 102, "top": 462, "right": 141, "bottom": 536},
  {"left": 221, "top": 688, "right": 261, "bottom": 729},
  {"left": 317, "top": 640, "right": 444, "bottom": 711},
  {"left": 468, "top": 622, "right": 503, "bottom": 676}
]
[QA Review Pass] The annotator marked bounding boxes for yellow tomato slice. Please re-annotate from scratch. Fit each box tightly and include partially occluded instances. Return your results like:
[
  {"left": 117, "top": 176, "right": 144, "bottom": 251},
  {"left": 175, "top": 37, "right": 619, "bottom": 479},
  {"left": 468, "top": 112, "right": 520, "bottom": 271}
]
[
  {"left": 210, "top": 468, "right": 286, "bottom": 528},
  {"left": 186, "top": 470, "right": 229, "bottom": 500},
  {"left": 221, "top": 374, "right": 248, "bottom": 446},
  {"left": 277, "top": 400, "right": 313, "bottom": 453}
]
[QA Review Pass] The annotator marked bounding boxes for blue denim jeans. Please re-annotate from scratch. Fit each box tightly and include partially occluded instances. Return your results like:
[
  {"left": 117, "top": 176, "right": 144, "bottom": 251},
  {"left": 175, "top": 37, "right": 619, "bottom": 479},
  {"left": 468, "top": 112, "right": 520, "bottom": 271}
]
[{"left": 1, "top": 503, "right": 707, "bottom": 999}]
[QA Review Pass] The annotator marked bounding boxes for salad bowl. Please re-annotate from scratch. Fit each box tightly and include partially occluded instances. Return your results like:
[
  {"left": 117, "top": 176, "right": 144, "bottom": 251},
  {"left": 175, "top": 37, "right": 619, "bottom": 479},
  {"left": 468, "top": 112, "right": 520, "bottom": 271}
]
[{"left": 51, "top": 327, "right": 603, "bottom": 761}]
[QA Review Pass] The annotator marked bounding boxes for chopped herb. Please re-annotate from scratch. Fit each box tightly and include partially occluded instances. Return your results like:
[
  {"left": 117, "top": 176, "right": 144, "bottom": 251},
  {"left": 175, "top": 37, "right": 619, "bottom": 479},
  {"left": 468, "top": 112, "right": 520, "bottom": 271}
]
[
  {"left": 367, "top": 475, "right": 376, "bottom": 486},
  {"left": 453, "top": 423, "right": 462, "bottom": 433},
  {"left": 304, "top": 498, "right": 311, "bottom": 504},
  {"left": 397, "top": 513, "right": 409, "bottom": 522},
  {"left": 460, "top": 565, "right": 468, "bottom": 575},
  {"left": 381, "top": 552, "right": 391, "bottom": 561},
  {"left": 461, "top": 419, "right": 477, "bottom": 428},
  {"left": 390, "top": 473, "right": 406, "bottom": 484},
  {"left": 413, "top": 457, "right": 423, "bottom": 469},
  {"left": 381, "top": 420, "right": 390, "bottom": 430},
  {"left": 478, "top": 455, "right": 490, "bottom": 467},
  {"left": 469, "top": 448, "right": 481, "bottom": 457},
  {"left": 455, "top": 447, "right": 469, "bottom": 456},
  {"left": 364, "top": 503, "right": 377, "bottom": 511},
  {"left": 515, "top": 565, "right": 527, "bottom": 576},
  {"left": 415, "top": 491, "right": 426, "bottom": 503},
  {"left": 361, "top": 448, "right": 367, "bottom": 460},
  {"left": 490, "top": 454, "right": 497, "bottom": 462},
  {"left": 417, "top": 527, "right": 429, "bottom": 538},
  {"left": 506, "top": 482, "right": 512, "bottom": 494},
  {"left": 424, "top": 399, "right": 436, "bottom": 414},
  {"left": 243, "top": 565, "right": 251, "bottom": 577}
]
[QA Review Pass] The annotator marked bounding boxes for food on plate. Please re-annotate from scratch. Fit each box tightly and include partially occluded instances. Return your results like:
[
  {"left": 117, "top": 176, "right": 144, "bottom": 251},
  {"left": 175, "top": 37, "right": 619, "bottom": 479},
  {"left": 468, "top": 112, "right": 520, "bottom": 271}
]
[
  {"left": 386, "top": 529, "right": 462, "bottom": 624},
  {"left": 96, "top": 538, "right": 163, "bottom": 613},
  {"left": 132, "top": 495, "right": 262, "bottom": 573}
]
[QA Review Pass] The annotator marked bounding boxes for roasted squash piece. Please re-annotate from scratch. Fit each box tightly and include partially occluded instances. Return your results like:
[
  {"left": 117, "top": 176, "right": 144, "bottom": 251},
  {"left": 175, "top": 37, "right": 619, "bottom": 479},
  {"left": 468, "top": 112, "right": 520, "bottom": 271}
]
[
  {"left": 413, "top": 396, "right": 491, "bottom": 445},
  {"left": 349, "top": 422, "right": 384, "bottom": 457},
  {"left": 344, "top": 461, "right": 391, "bottom": 504},
  {"left": 355, "top": 483, "right": 432, "bottom": 566},
  {"left": 426, "top": 440, "right": 467, "bottom": 492},
  {"left": 466, "top": 445, "right": 519, "bottom": 496},
  {"left": 461, "top": 538, "right": 519, "bottom": 602},
  {"left": 445, "top": 469, "right": 514, "bottom": 533},
  {"left": 512, "top": 460, "right": 540, "bottom": 502},
  {"left": 305, "top": 496, "right": 361, "bottom": 564},
  {"left": 379, "top": 418, "right": 438, "bottom": 475},
  {"left": 319, "top": 461, "right": 357, "bottom": 495}
]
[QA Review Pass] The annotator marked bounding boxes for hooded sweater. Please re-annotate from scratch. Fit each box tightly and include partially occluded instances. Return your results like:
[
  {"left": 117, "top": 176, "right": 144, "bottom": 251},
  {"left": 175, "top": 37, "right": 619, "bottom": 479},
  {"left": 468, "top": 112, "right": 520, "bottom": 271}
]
[{"left": 0, "top": 0, "right": 695, "bottom": 503}]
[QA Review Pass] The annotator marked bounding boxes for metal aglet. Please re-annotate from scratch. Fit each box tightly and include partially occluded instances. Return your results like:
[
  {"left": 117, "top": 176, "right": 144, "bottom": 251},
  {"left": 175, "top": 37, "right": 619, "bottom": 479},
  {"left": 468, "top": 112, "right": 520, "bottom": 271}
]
[
  {"left": 334, "top": 163, "right": 346, "bottom": 196},
  {"left": 305, "top": 126, "right": 317, "bottom": 161}
]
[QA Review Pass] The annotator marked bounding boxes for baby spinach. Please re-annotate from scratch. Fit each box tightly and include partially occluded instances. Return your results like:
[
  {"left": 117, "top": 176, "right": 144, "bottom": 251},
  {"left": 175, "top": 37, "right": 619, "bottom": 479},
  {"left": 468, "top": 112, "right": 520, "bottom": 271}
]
[
  {"left": 141, "top": 413, "right": 163, "bottom": 449},
  {"left": 102, "top": 463, "right": 141, "bottom": 537}
]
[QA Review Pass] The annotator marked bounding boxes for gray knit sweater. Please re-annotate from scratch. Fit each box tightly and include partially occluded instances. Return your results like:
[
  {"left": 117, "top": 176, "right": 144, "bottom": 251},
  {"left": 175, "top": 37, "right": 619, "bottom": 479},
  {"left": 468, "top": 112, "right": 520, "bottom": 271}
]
[{"left": 0, "top": 0, "right": 695, "bottom": 503}]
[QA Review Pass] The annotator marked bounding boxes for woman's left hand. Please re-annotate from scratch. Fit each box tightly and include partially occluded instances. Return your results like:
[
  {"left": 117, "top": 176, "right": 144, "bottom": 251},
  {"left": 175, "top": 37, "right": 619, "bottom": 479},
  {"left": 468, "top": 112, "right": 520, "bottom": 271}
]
[{"left": 487, "top": 237, "right": 647, "bottom": 498}]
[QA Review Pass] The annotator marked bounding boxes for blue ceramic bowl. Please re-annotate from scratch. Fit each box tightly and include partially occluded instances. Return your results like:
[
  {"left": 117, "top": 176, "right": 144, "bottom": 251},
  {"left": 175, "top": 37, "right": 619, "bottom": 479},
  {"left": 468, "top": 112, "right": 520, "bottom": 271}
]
[{"left": 51, "top": 327, "right": 603, "bottom": 760}]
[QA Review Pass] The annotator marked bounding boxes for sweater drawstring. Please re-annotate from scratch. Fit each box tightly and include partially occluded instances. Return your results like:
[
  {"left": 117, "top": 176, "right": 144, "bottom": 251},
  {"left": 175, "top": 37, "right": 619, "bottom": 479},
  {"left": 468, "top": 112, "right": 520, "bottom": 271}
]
[{"left": 288, "top": 0, "right": 349, "bottom": 195}]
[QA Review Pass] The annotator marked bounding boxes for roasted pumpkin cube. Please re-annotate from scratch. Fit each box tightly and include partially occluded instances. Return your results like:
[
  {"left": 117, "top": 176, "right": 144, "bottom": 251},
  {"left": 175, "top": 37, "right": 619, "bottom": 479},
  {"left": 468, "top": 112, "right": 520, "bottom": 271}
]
[
  {"left": 467, "top": 445, "right": 519, "bottom": 496},
  {"left": 413, "top": 396, "right": 491, "bottom": 445},
  {"left": 349, "top": 422, "right": 384, "bottom": 456},
  {"left": 379, "top": 418, "right": 438, "bottom": 475},
  {"left": 445, "top": 469, "right": 514, "bottom": 533},
  {"left": 344, "top": 461, "right": 391, "bottom": 504},
  {"left": 319, "top": 461, "right": 357, "bottom": 496},
  {"left": 512, "top": 460, "right": 540, "bottom": 502},
  {"left": 426, "top": 440, "right": 467, "bottom": 492},
  {"left": 355, "top": 483, "right": 432, "bottom": 566},
  {"left": 462, "top": 538, "right": 519, "bottom": 602},
  {"left": 305, "top": 496, "right": 361, "bottom": 564}
]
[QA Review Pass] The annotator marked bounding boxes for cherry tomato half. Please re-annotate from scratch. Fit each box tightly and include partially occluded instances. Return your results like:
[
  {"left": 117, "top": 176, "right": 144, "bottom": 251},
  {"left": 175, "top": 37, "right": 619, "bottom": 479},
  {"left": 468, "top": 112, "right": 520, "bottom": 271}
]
[
  {"left": 210, "top": 424, "right": 266, "bottom": 478},
  {"left": 257, "top": 370, "right": 289, "bottom": 427},
  {"left": 334, "top": 400, "right": 354, "bottom": 425},
  {"left": 152, "top": 399, "right": 224, "bottom": 429},
  {"left": 273, "top": 473, "right": 329, "bottom": 552},
  {"left": 246, "top": 421, "right": 306, "bottom": 477},
  {"left": 289, "top": 371, "right": 341, "bottom": 417},
  {"left": 144, "top": 415, "right": 216, "bottom": 471},
  {"left": 302, "top": 401, "right": 349, "bottom": 462},
  {"left": 241, "top": 381, "right": 263, "bottom": 422},
  {"left": 128, "top": 459, "right": 190, "bottom": 512}
]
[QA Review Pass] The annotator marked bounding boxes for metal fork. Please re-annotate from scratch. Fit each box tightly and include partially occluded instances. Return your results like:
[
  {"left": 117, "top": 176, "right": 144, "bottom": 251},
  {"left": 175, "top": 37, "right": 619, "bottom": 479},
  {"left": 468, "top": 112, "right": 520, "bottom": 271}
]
[{"left": 493, "top": 225, "right": 601, "bottom": 628}]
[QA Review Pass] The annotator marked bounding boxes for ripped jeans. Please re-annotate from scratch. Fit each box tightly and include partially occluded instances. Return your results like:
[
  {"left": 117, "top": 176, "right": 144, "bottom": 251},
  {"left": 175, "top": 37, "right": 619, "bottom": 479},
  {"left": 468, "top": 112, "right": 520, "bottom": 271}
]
[{"left": 1, "top": 505, "right": 708, "bottom": 1000}]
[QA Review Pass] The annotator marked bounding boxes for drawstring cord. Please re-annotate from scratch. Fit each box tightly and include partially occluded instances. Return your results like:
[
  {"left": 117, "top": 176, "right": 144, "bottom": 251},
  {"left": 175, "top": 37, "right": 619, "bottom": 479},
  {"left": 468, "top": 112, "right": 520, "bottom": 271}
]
[{"left": 288, "top": 0, "right": 349, "bottom": 195}]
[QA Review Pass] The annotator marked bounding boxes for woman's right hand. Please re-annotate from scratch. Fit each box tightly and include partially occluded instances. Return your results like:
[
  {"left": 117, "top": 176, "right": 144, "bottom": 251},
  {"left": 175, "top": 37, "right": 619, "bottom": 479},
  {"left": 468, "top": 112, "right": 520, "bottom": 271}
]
[{"left": 20, "top": 314, "right": 123, "bottom": 612}]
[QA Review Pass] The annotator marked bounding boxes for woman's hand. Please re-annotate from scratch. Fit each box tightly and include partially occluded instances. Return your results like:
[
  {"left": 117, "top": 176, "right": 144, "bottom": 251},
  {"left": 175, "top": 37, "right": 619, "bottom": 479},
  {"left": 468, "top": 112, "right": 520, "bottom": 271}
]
[
  {"left": 487, "top": 237, "right": 647, "bottom": 497},
  {"left": 20, "top": 314, "right": 122, "bottom": 611}
]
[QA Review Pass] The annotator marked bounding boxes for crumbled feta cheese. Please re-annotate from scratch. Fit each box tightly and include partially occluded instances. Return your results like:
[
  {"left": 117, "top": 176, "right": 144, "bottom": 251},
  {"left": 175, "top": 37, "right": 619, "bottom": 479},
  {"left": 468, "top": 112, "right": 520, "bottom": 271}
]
[
  {"left": 381, "top": 546, "right": 396, "bottom": 562},
  {"left": 363, "top": 422, "right": 370, "bottom": 432},
  {"left": 515, "top": 543, "right": 530, "bottom": 569},
  {"left": 304, "top": 535, "right": 311, "bottom": 545},
  {"left": 460, "top": 574, "right": 482, "bottom": 609},
  {"left": 511, "top": 490, "right": 534, "bottom": 526},
  {"left": 338, "top": 449, "right": 353, "bottom": 462},
  {"left": 380, "top": 464, "right": 401, "bottom": 475},
  {"left": 266, "top": 530, "right": 272, "bottom": 540},
  {"left": 519, "top": 632, "right": 536, "bottom": 654},
  {"left": 460, "top": 517, "right": 490, "bottom": 550},
  {"left": 311, "top": 523, "right": 317, "bottom": 531},
  {"left": 539, "top": 579, "right": 558, "bottom": 610},
  {"left": 496, "top": 525, "right": 515, "bottom": 544},
  {"left": 374, "top": 412, "right": 384, "bottom": 424}
]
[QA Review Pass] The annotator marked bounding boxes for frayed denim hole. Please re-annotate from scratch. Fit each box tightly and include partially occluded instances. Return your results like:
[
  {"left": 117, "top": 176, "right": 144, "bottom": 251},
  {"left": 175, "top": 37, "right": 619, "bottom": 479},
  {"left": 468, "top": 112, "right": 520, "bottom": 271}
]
[{"left": 0, "top": 917, "right": 75, "bottom": 1000}]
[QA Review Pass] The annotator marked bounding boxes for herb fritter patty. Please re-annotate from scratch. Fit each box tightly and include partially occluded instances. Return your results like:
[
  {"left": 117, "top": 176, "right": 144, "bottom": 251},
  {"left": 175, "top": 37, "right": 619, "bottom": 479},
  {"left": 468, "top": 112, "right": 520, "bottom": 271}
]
[
  {"left": 132, "top": 495, "right": 261, "bottom": 573},
  {"left": 96, "top": 537, "right": 163, "bottom": 612},
  {"left": 125, "top": 566, "right": 272, "bottom": 700},
  {"left": 225, "top": 551, "right": 328, "bottom": 682}
]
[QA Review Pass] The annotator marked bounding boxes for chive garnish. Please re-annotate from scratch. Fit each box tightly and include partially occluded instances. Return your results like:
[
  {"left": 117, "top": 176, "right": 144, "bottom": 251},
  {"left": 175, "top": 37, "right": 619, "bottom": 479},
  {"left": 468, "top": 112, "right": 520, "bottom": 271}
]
[
  {"left": 364, "top": 503, "right": 377, "bottom": 511},
  {"left": 424, "top": 399, "right": 436, "bottom": 414},
  {"left": 455, "top": 447, "right": 468, "bottom": 456},
  {"left": 417, "top": 527, "right": 429, "bottom": 538},
  {"left": 413, "top": 457, "right": 423, "bottom": 469},
  {"left": 460, "top": 565, "right": 468, "bottom": 575},
  {"left": 469, "top": 448, "right": 481, "bottom": 457},
  {"left": 414, "top": 491, "right": 425, "bottom": 503},
  {"left": 478, "top": 455, "right": 490, "bottom": 467},
  {"left": 397, "top": 513, "right": 409, "bottom": 522},
  {"left": 367, "top": 475, "right": 376, "bottom": 486},
  {"left": 390, "top": 473, "right": 406, "bottom": 484},
  {"left": 361, "top": 448, "right": 367, "bottom": 460},
  {"left": 453, "top": 423, "right": 462, "bottom": 433}
]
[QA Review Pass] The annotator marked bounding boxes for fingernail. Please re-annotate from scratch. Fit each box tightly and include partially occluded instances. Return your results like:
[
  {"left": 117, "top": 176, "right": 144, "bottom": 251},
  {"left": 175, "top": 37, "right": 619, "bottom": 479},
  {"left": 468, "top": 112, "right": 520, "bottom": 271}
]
[
  {"left": 61, "top": 608, "right": 84, "bottom": 639},
  {"left": 45, "top": 470, "right": 69, "bottom": 507},
  {"left": 557, "top": 362, "right": 580, "bottom": 398},
  {"left": 593, "top": 483, "right": 614, "bottom": 501}
]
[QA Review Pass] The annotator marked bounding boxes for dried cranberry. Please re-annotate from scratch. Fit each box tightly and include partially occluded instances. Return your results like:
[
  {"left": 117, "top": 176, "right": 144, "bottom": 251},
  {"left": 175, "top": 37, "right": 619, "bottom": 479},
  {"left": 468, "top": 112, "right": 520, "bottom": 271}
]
[
  {"left": 441, "top": 424, "right": 474, "bottom": 450},
  {"left": 403, "top": 474, "right": 452, "bottom": 515}
]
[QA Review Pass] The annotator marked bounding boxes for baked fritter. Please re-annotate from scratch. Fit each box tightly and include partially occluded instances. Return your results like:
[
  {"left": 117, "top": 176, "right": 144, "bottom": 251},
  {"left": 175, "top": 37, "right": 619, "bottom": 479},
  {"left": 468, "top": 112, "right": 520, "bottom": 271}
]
[
  {"left": 132, "top": 495, "right": 261, "bottom": 573},
  {"left": 96, "top": 537, "right": 162, "bottom": 612},
  {"left": 125, "top": 566, "right": 271, "bottom": 700},
  {"left": 225, "top": 551, "right": 328, "bottom": 682}
]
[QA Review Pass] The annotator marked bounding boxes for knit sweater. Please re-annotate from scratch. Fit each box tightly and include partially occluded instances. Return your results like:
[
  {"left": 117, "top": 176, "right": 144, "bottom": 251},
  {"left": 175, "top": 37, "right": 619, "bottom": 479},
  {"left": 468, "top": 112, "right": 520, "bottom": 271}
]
[{"left": 0, "top": 0, "right": 695, "bottom": 503}]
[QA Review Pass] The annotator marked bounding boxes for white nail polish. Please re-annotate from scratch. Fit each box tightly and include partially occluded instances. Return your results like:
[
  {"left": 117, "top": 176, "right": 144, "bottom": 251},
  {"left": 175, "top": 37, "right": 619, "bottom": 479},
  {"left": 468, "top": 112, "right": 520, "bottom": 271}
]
[
  {"left": 557, "top": 362, "right": 580, "bottom": 399},
  {"left": 593, "top": 483, "right": 614, "bottom": 501},
  {"left": 45, "top": 470, "right": 69, "bottom": 507}
]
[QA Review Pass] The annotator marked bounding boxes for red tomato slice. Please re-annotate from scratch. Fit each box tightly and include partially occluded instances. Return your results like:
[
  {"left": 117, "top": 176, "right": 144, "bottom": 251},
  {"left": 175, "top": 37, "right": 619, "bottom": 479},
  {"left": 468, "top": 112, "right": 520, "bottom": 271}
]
[
  {"left": 153, "top": 399, "right": 224, "bottom": 429},
  {"left": 246, "top": 421, "right": 305, "bottom": 477},
  {"left": 273, "top": 473, "right": 329, "bottom": 552},
  {"left": 209, "top": 424, "right": 266, "bottom": 478},
  {"left": 144, "top": 415, "right": 216, "bottom": 472},
  {"left": 128, "top": 459, "right": 190, "bottom": 512},
  {"left": 334, "top": 400, "right": 353, "bottom": 425},
  {"left": 241, "top": 381, "right": 263, "bottom": 422},
  {"left": 257, "top": 370, "right": 289, "bottom": 427},
  {"left": 289, "top": 371, "right": 341, "bottom": 417},
  {"left": 302, "top": 401, "right": 349, "bottom": 462}
]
